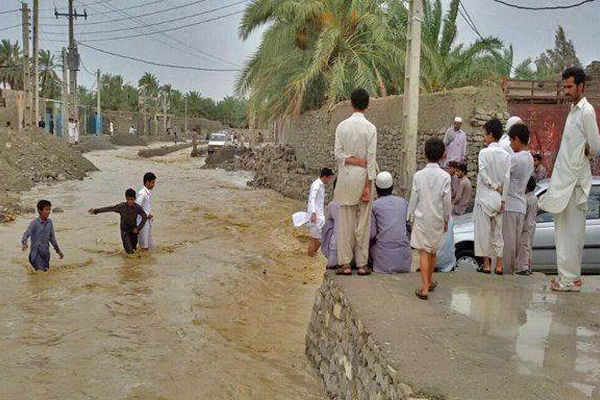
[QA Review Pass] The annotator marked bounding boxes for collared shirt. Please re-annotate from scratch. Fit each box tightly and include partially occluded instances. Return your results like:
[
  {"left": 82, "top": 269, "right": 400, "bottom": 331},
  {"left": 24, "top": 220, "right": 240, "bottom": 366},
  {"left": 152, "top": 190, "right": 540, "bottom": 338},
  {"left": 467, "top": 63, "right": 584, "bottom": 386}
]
[
  {"left": 21, "top": 217, "right": 61, "bottom": 256},
  {"left": 452, "top": 176, "right": 473, "bottom": 215},
  {"left": 534, "top": 164, "right": 547, "bottom": 181},
  {"left": 136, "top": 187, "right": 153, "bottom": 216},
  {"left": 442, "top": 127, "right": 467, "bottom": 166},
  {"left": 333, "top": 112, "right": 378, "bottom": 206},
  {"left": 498, "top": 134, "right": 514, "bottom": 156},
  {"left": 307, "top": 178, "right": 325, "bottom": 218},
  {"left": 93, "top": 202, "right": 148, "bottom": 232},
  {"left": 506, "top": 150, "right": 534, "bottom": 214},
  {"left": 408, "top": 163, "right": 452, "bottom": 227},
  {"left": 475, "top": 142, "right": 511, "bottom": 216},
  {"left": 539, "top": 97, "right": 600, "bottom": 214}
]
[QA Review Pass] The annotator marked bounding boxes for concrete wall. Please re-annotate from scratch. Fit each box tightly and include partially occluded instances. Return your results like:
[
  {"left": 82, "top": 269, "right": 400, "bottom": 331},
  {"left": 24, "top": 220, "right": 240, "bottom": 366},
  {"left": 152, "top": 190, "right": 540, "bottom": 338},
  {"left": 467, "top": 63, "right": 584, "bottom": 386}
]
[
  {"left": 0, "top": 89, "right": 24, "bottom": 129},
  {"left": 283, "top": 84, "right": 508, "bottom": 194}
]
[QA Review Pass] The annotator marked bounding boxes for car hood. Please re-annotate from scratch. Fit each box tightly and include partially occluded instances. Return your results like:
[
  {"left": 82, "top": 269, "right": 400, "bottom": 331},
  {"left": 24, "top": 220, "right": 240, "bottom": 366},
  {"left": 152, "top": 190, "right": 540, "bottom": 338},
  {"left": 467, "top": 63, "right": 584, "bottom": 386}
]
[
  {"left": 208, "top": 140, "right": 226, "bottom": 146},
  {"left": 453, "top": 213, "right": 474, "bottom": 244}
]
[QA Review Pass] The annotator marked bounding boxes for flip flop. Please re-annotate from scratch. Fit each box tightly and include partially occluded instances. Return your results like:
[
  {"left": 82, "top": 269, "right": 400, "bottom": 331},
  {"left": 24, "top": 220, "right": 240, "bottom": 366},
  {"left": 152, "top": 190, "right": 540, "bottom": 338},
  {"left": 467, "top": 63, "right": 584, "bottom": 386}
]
[
  {"left": 335, "top": 266, "right": 352, "bottom": 276},
  {"left": 415, "top": 288, "right": 429, "bottom": 300},
  {"left": 357, "top": 267, "right": 372, "bottom": 276},
  {"left": 429, "top": 280, "right": 439, "bottom": 292},
  {"left": 479, "top": 269, "right": 491, "bottom": 274},
  {"left": 495, "top": 270, "right": 504, "bottom": 276}
]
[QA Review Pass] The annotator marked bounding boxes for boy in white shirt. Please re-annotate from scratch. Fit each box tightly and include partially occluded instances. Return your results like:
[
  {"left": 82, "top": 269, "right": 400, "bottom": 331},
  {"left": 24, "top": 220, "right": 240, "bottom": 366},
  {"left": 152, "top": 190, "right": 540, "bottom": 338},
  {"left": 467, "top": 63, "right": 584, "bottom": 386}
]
[
  {"left": 474, "top": 119, "right": 511, "bottom": 275},
  {"left": 307, "top": 168, "right": 335, "bottom": 256},
  {"left": 137, "top": 172, "right": 156, "bottom": 251},
  {"left": 408, "top": 138, "right": 452, "bottom": 300}
]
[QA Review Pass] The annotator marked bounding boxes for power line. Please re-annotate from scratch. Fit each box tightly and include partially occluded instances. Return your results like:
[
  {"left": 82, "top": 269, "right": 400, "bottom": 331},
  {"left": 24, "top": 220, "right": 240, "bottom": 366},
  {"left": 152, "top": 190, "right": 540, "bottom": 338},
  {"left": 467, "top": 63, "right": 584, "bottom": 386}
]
[
  {"left": 0, "top": 9, "right": 19, "bottom": 15},
  {"left": 78, "top": 42, "right": 240, "bottom": 72},
  {"left": 491, "top": 0, "right": 598, "bottom": 10},
  {"left": 0, "top": 23, "right": 21, "bottom": 32}
]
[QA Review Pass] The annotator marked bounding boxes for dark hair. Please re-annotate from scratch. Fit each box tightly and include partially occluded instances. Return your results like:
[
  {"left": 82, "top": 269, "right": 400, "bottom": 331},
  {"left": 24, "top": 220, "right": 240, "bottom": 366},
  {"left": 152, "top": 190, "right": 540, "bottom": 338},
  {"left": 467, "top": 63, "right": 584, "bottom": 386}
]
[
  {"left": 508, "top": 123, "right": 530, "bottom": 145},
  {"left": 320, "top": 167, "right": 334, "bottom": 178},
  {"left": 37, "top": 200, "right": 51, "bottom": 213},
  {"left": 562, "top": 67, "right": 586, "bottom": 86},
  {"left": 143, "top": 172, "right": 156, "bottom": 184},
  {"left": 533, "top": 153, "right": 542, "bottom": 161},
  {"left": 125, "top": 188, "right": 137, "bottom": 198},
  {"left": 376, "top": 186, "right": 393, "bottom": 197},
  {"left": 424, "top": 137, "right": 445, "bottom": 163},
  {"left": 484, "top": 118, "right": 503, "bottom": 141},
  {"left": 527, "top": 176, "right": 537, "bottom": 193},
  {"left": 447, "top": 160, "right": 459, "bottom": 169},
  {"left": 350, "top": 88, "right": 370, "bottom": 111},
  {"left": 457, "top": 163, "right": 468, "bottom": 174}
]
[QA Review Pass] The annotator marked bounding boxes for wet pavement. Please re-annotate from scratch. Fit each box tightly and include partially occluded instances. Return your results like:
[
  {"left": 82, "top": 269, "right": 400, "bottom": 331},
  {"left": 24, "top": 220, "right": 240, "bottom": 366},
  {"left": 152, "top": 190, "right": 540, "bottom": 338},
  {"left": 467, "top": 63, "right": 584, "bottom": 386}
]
[
  {"left": 330, "top": 271, "right": 600, "bottom": 399},
  {"left": 0, "top": 147, "right": 325, "bottom": 400}
]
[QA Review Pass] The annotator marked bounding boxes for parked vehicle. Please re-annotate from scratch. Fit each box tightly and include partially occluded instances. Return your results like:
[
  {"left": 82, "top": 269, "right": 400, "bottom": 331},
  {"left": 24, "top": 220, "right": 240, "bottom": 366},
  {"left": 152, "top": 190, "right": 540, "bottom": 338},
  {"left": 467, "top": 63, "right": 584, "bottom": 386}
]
[
  {"left": 207, "top": 132, "right": 235, "bottom": 154},
  {"left": 453, "top": 178, "right": 600, "bottom": 273}
]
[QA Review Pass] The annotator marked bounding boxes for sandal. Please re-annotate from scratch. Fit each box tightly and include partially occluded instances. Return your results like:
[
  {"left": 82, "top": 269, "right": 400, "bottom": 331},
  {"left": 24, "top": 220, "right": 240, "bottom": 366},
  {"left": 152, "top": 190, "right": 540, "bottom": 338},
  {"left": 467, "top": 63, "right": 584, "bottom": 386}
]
[
  {"left": 335, "top": 265, "right": 352, "bottom": 276},
  {"left": 357, "top": 267, "right": 372, "bottom": 276},
  {"left": 495, "top": 269, "right": 504, "bottom": 276},
  {"left": 415, "top": 288, "right": 429, "bottom": 300},
  {"left": 429, "top": 280, "right": 439, "bottom": 292}
]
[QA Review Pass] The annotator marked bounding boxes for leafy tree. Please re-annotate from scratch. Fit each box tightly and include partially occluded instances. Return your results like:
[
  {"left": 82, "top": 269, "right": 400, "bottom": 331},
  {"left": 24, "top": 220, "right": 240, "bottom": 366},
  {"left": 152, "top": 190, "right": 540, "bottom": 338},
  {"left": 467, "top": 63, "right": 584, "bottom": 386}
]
[
  {"left": 38, "top": 49, "right": 60, "bottom": 99},
  {"left": 138, "top": 72, "right": 160, "bottom": 96},
  {"left": 0, "top": 39, "right": 22, "bottom": 89},
  {"left": 215, "top": 96, "right": 247, "bottom": 128}
]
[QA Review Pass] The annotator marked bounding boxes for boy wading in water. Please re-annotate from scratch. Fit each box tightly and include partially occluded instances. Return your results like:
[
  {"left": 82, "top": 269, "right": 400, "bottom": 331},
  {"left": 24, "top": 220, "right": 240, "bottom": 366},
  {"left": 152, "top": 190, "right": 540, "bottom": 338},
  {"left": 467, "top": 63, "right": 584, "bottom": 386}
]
[
  {"left": 88, "top": 189, "right": 148, "bottom": 254},
  {"left": 22, "top": 200, "right": 64, "bottom": 271},
  {"left": 408, "top": 138, "right": 452, "bottom": 300},
  {"left": 137, "top": 172, "right": 156, "bottom": 251},
  {"left": 307, "top": 168, "right": 335, "bottom": 256}
]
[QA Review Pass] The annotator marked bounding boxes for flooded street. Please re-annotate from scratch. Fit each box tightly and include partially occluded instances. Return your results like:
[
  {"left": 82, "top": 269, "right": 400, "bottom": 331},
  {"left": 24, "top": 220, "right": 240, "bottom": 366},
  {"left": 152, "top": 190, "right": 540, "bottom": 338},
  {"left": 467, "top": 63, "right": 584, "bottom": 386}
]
[{"left": 0, "top": 146, "right": 325, "bottom": 400}]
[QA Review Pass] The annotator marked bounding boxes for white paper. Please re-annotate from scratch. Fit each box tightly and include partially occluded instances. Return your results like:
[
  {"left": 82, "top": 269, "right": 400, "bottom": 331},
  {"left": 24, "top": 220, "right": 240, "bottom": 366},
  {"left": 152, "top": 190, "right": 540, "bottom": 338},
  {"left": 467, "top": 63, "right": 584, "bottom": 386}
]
[{"left": 292, "top": 211, "right": 309, "bottom": 227}]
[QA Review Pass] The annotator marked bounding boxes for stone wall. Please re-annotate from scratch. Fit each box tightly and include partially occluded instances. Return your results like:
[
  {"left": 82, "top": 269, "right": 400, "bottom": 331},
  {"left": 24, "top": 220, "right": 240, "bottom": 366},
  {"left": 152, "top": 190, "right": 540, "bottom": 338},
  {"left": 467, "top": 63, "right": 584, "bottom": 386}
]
[
  {"left": 0, "top": 89, "right": 24, "bottom": 129},
  {"left": 306, "top": 274, "right": 426, "bottom": 400},
  {"left": 283, "top": 84, "right": 508, "bottom": 195}
]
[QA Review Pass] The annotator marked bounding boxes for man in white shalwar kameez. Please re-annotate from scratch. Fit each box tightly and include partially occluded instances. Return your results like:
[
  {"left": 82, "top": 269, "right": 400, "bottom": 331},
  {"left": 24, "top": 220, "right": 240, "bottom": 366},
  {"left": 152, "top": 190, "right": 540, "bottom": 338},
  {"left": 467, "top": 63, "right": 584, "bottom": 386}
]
[
  {"left": 474, "top": 119, "right": 511, "bottom": 274},
  {"left": 68, "top": 118, "right": 76, "bottom": 145},
  {"left": 306, "top": 168, "right": 334, "bottom": 256},
  {"left": 499, "top": 116, "right": 522, "bottom": 156},
  {"left": 538, "top": 67, "right": 600, "bottom": 292},
  {"left": 334, "top": 88, "right": 377, "bottom": 277},
  {"left": 137, "top": 172, "right": 157, "bottom": 251}
]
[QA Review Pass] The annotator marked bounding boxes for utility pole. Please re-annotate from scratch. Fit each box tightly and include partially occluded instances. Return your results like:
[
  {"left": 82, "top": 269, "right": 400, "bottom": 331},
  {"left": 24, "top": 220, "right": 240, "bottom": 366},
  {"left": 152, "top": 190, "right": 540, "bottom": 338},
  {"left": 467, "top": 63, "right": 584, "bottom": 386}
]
[
  {"left": 184, "top": 97, "right": 188, "bottom": 134},
  {"left": 401, "top": 0, "right": 423, "bottom": 197},
  {"left": 61, "top": 48, "right": 68, "bottom": 138},
  {"left": 96, "top": 69, "right": 101, "bottom": 134},
  {"left": 21, "top": 2, "right": 32, "bottom": 129},
  {"left": 33, "top": 0, "right": 40, "bottom": 125},
  {"left": 162, "top": 93, "right": 168, "bottom": 135},
  {"left": 55, "top": 1, "right": 87, "bottom": 123}
]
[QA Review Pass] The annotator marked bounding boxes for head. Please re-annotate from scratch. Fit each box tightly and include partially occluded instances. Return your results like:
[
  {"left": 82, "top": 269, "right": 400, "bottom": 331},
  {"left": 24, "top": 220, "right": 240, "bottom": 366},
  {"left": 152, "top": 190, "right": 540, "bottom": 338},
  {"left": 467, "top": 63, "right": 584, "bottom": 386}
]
[
  {"left": 193, "top": 127, "right": 198, "bottom": 134},
  {"left": 456, "top": 163, "right": 468, "bottom": 179},
  {"left": 37, "top": 200, "right": 52, "bottom": 220},
  {"left": 319, "top": 168, "right": 334, "bottom": 184},
  {"left": 484, "top": 118, "right": 503, "bottom": 145},
  {"left": 505, "top": 116, "right": 522, "bottom": 134},
  {"left": 375, "top": 171, "right": 394, "bottom": 197},
  {"left": 350, "top": 88, "right": 370, "bottom": 112},
  {"left": 5, "top": 121, "right": 10, "bottom": 127},
  {"left": 125, "top": 188, "right": 137, "bottom": 206},
  {"left": 508, "top": 123, "right": 530, "bottom": 152},
  {"left": 447, "top": 161, "right": 459, "bottom": 176},
  {"left": 425, "top": 137, "right": 445, "bottom": 163},
  {"left": 143, "top": 172, "right": 157, "bottom": 190},
  {"left": 562, "top": 67, "right": 586, "bottom": 103},
  {"left": 453, "top": 117, "right": 462, "bottom": 131},
  {"left": 533, "top": 153, "right": 543, "bottom": 167},
  {"left": 526, "top": 176, "right": 537, "bottom": 193}
]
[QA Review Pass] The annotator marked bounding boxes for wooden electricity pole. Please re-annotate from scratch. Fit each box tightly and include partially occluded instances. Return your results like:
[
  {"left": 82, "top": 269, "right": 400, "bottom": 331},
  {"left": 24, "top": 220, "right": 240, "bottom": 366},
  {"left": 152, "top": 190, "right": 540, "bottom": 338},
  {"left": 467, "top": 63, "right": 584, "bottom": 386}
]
[
  {"left": 21, "top": 2, "right": 32, "bottom": 129},
  {"left": 401, "top": 0, "right": 423, "bottom": 197},
  {"left": 33, "top": 0, "right": 40, "bottom": 125},
  {"left": 61, "top": 48, "right": 68, "bottom": 138},
  {"left": 96, "top": 69, "right": 101, "bottom": 134}
]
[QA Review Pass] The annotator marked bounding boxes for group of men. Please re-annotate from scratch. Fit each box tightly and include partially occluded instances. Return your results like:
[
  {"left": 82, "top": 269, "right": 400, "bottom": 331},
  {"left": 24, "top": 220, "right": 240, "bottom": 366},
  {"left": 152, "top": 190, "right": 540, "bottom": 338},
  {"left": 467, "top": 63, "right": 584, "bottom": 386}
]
[{"left": 305, "top": 65, "right": 599, "bottom": 294}]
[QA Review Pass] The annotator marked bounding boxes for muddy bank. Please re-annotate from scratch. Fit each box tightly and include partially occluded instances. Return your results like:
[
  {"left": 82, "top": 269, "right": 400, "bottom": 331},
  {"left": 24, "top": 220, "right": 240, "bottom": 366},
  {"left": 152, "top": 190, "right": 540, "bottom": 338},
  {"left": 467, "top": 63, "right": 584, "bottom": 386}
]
[
  {"left": 138, "top": 142, "right": 191, "bottom": 158},
  {"left": 0, "top": 127, "right": 97, "bottom": 222},
  {"left": 75, "top": 135, "right": 117, "bottom": 153}
]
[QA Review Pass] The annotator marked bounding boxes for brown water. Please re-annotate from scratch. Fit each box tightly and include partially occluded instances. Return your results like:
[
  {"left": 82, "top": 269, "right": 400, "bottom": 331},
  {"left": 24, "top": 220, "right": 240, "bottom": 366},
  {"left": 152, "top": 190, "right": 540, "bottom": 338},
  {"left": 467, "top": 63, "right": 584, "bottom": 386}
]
[{"left": 0, "top": 147, "right": 325, "bottom": 400}]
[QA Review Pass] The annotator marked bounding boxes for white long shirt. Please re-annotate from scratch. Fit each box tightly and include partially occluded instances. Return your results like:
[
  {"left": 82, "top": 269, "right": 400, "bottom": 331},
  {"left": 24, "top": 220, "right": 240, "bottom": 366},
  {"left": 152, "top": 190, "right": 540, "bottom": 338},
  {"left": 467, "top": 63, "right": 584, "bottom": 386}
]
[
  {"left": 539, "top": 97, "right": 600, "bottom": 213},
  {"left": 307, "top": 178, "right": 325, "bottom": 218},
  {"left": 498, "top": 134, "right": 514, "bottom": 156},
  {"left": 136, "top": 187, "right": 153, "bottom": 217},
  {"left": 475, "top": 142, "right": 511, "bottom": 216},
  {"left": 442, "top": 128, "right": 467, "bottom": 166},
  {"left": 505, "top": 150, "right": 534, "bottom": 214},
  {"left": 407, "top": 163, "right": 452, "bottom": 228}
]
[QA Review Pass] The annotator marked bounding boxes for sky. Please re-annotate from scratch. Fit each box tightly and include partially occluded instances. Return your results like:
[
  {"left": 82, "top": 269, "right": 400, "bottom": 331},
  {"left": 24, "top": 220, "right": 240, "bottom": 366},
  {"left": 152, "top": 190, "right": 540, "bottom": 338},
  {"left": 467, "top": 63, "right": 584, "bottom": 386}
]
[{"left": 1, "top": 0, "right": 599, "bottom": 100}]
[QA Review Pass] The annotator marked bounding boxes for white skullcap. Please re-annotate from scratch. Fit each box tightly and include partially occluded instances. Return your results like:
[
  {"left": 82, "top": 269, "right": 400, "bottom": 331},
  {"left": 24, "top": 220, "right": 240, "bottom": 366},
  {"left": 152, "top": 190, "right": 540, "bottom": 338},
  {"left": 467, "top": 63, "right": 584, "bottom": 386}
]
[
  {"left": 506, "top": 116, "right": 522, "bottom": 132},
  {"left": 376, "top": 171, "right": 393, "bottom": 189},
  {"left": 454, "top": 117, "right": 463, "bottom": 123}
]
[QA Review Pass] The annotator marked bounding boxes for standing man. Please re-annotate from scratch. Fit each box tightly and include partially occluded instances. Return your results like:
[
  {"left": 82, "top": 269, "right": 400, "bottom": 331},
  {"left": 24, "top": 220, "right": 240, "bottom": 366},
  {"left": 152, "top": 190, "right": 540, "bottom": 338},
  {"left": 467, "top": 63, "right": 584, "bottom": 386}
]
[
  {"left": 109, "top": 121, "right": 114, "bottom": 136},
  {"left": 442, "top": 117, "right": 467, "bottom": 167},
  {"left": 334, "top": 88, "right": 377, "bottom": 277},
  {"left": 539, "top": 67, "right": 600, "bottom": 292},
  {"left": 452, "top": 163, "right": 472, "bottom": 216}
]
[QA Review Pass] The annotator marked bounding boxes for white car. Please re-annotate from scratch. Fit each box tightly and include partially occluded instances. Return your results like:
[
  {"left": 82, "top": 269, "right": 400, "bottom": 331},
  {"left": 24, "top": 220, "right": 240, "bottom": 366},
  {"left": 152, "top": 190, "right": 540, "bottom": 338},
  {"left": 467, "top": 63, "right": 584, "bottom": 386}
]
[{"left": 207, "top": 132, "right": 235, "bottom": 153}]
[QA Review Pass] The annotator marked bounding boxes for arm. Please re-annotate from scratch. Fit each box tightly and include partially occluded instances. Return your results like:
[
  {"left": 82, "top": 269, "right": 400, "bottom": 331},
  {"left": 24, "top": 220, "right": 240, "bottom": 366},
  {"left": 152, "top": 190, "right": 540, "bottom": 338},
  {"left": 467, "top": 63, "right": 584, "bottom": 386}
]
[
  {"left": 334, "top": 126, "right": 347, "bottom": 166},
  {"left": 136, "top": 205, "right": 148, "bottom": 231},
  {"left": 91, "top": 204, "right": 120, "bottom": 215},
  {"left": 21, "top": 220, "right": 34, "bottom": 249},
  {"left": 407, "top": 180, "right": 419, "bottom": 225},
  {"left": 308, "top": 184, "right": 318, "bottom": 221},
  {"left": 461, "top": 134, "right": 467, "bottom": 162},
  {"left": 369, "top": 209, "right": 377, "bottom": 241},
  {"left": 443, "top": 177, "right": 452, "bottom": 226},
  {"left": 502, "top": 157, "right": 511, "bottom": 203},
  {"left": 366, "top": 126, "right": 377, "bottom": 182},
  {"left": 453, "top": 180, "right": 464, "bottom": 205},
  {"left": 443, "top": 129, "right": 451, "bottom": 146},
  {"left": 49, "top": 222, "right": 63, "bottom": 257},
  {"left": 478, "top": 152, "right": 499, "bottom": 191},
  {"left": 583, "top": 108, "right": 600, "bottom": 156}
]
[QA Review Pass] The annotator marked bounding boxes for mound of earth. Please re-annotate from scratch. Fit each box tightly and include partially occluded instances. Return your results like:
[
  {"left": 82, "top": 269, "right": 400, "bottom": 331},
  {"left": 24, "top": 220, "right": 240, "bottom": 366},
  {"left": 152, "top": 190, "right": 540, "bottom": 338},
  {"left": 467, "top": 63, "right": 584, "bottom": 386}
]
[{"left": 75, "top": 135, "right": 117, "bottom": 153}]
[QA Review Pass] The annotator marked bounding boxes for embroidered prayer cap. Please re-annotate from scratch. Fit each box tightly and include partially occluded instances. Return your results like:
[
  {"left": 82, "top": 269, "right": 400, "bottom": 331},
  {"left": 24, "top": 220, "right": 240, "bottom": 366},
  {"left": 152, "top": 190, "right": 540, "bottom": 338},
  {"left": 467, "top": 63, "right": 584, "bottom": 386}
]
[
  {"left": 454, "top": 117, "right": 463, "bottom": 123},
  {"left": 375, "top": 171, "right": 394, "bottom": 189}
]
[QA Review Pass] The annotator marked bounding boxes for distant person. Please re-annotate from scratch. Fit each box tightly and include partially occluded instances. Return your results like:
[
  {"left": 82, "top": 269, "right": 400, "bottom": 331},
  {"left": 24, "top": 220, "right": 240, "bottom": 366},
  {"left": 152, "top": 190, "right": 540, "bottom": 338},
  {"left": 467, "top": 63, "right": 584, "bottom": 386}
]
[
  {"left": 533, "top": 154, "right": 547, "bottom": 181},
  {"left": 447, "top": 160, "right": 460, "bottom": 201},
  {"left": 109, "top": 121, "right": 114, "bottom": 136},
  {"left": 369, "top": 171, "right": 412, "bottom": 274},
  {"left": 333, "top": 88, "right": 377, "bottom": 277},
  {"left": 38, "top": 119, "right": 45, "bottom": 129},
  {"left": 408, "top": 138, "right": 452, "bottom": 300},
  {"left": 474, "top": 118, "right": 511, "bottom": 275},
  {"left": 49, "top": 118, "right": 54, "bottom": 135},
  {"left": 88, "top": 188, "right": 148, "bottom": 254},
  {"left": 5, "top": 121, "right": 12, "bottom": 129},
  {"left": 452, "top": 163, "right": 472, "bottom": 216},
  {"left": 499, "top": 116, "right": 522, "bottom": 156},
  {"left": 137, "top": 172, "right": 156, "bottom": 251},
  {"left": 68, "top": 118, "right": 76, "bottom": 144},
  {"left": 307, "top": 168, "right": 335, "bottom": 256},
  {"left": 21, "top": 200, "right": 64, "bottom": 271},
  {"left": 442, "top": 117, "right": 467, "bottom": 167},
  {"left": 503, "top": 123, "right": 534, "bottom": 275},
  {"left": 191, "top": 127, "right": 200, "bottom": 157},
  {"left": 74, "top": 119, "right": 80, "bottom": 144},
  {"left": 129, "top": 125, "right": 136, "bottom": 136},
  {"left": 539, "top": 67, "right": 600, "bottom": 292},
  {"left": 173, "top": 124, "right": 179, "bottom": 144},
  {"left": 516, "top": 176, "right": 538, "bottom": 275}
]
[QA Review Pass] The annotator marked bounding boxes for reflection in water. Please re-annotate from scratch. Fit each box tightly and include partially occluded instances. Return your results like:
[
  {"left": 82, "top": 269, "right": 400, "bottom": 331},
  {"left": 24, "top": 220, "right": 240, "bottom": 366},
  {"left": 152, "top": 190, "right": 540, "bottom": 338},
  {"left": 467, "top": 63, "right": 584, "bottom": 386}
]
[
  {"left": 450, "top": 288, "right": 600, "bottom": 398},
  {"left": 0, "top": 147, "right": 325, "bottom": 399}
]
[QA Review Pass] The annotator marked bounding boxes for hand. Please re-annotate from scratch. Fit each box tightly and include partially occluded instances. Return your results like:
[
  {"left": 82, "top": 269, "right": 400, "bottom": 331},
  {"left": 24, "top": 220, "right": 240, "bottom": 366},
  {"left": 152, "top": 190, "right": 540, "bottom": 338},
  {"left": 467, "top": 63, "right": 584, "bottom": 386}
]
[
  {"left": 149, "top": 214, "right": 154, "bottom": 220},
  {"left": 58, "top": 251, "right": 64, "bottom": 260},
  {"left": 496, "top": 186, "right": 503, "bottom": 195},
  {"left": 88, "top": 208, "right": 95, "bottom": 215},
  {"left": 310, "top": 213, "right": 317, "bottom": 223},
  {"left": 132, "top": 228, "right": 139, "bottom": 234},
  {"left": 444, "top": 222, "right": 448, "bottom": 232},
  {"left": 500, "top": 201, "right": 505, "bottom": 212},
  {"left": 361, "top": 183, "right": 372, "bottom": 203},
  {"left": 22, "top": 244, "right": 28, "bottom": 252}
]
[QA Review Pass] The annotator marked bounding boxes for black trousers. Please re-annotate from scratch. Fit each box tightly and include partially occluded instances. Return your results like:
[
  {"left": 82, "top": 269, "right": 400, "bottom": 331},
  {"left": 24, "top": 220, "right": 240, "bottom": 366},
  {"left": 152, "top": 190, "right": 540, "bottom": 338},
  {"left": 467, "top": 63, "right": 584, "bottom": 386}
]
[{"left": 121, "top": 230, "right": 138, "bottom": 254}]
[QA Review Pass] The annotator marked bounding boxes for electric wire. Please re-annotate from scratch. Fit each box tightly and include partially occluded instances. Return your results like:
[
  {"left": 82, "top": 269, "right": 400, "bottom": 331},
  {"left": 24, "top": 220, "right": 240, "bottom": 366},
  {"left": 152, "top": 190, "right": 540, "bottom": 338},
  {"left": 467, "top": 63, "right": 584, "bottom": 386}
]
[
  {"left": 491, "top": 0, "right": 598, "bottom": 10},
  {"left": 0, "top": 9, "right": 19, "bottom": 15},
  {"left": 0, "top": 23, "right": 21, "bottom": 32}
]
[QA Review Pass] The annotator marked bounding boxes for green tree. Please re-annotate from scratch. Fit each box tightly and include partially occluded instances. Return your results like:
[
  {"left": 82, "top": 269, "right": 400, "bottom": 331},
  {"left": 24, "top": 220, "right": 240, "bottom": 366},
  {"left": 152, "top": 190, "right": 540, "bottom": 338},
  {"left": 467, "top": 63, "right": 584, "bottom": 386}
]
[
  {"left": 138, "top": 72, "right": 159, "bottom": 96},
  {"left": 38, "top": 49, "right": 60, "bottom": 99},
  {"left": 0, "top": 39, "right": 22, "bottom": 89},
  {"left": 215, "top": 96, "right": 247, "bottom": 128}
]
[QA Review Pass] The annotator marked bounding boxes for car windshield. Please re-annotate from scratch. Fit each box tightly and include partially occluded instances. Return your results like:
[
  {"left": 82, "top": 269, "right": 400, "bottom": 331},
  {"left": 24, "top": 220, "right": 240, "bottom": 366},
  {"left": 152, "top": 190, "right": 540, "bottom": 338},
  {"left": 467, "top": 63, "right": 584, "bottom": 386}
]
[{"left": 210, "top": 134, "right": 227, "bottom": 141}]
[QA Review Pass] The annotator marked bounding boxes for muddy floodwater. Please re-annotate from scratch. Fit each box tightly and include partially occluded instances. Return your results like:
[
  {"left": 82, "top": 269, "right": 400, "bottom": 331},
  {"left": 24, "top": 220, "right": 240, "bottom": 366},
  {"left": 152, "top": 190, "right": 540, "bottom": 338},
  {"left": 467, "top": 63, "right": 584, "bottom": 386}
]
[{"left": 0, "top": 147, "right": 326, "bottom": 399}]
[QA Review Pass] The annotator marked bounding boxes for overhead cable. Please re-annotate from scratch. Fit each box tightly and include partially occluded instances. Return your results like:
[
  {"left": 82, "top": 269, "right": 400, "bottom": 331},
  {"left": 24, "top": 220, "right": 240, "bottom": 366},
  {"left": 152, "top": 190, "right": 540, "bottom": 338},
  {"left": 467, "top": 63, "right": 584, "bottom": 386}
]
[
  {"left": 491, "top": 0, "right": 598, "bottom": 10},
  {"left": 0, "top": 9, "right": 19, "bottom": 15},
  {"left": 0, "top": 23, "right": 21, "bottom": 32}
]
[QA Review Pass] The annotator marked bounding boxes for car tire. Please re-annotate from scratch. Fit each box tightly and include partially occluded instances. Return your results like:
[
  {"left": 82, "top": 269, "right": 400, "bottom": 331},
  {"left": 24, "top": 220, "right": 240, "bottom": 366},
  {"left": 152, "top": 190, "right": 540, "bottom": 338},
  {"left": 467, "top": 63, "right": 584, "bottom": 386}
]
[{"left": 454, "top": 243, "right": 482, "bottom": 272}]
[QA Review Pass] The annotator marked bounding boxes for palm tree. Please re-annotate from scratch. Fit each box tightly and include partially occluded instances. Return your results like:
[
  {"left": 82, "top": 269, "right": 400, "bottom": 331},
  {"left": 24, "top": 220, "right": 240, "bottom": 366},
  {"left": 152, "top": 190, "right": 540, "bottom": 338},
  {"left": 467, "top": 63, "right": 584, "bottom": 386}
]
[
  {"left": 0, "top": 39, "right": 22, "bottom": 89},
  {"left": 39, "top": 49, "right": 60, "bottom": 99},
  {"left": 138, "top": 72, "right": 159, "bottom": 96}
]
